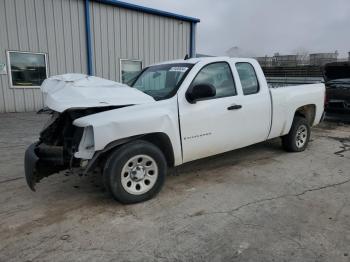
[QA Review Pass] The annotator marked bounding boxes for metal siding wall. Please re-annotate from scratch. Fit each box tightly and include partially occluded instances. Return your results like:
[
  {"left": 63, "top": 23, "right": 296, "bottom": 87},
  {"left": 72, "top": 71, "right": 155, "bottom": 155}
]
[
  {"left": 0, "top": 0, "right": 13, "bottom": 112},
  {"left": 0, "top": 0, "right": 87, "bottom": 113},
  {"left": 89, "top": 2, "right": 191, "bottom": 82},
  {"left": 0, "top": 0, "right": 192, "bottom": 112}
]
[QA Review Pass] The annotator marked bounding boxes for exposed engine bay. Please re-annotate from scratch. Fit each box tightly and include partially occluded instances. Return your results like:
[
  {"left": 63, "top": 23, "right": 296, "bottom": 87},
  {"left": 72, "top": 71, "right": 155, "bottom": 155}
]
[{"left": 26, "top": 106, "right": 122, "bottom": 191}]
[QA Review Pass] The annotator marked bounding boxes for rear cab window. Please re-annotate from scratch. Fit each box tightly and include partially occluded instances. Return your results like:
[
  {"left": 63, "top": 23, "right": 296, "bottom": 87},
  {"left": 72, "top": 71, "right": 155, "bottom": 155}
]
[{"left": 236, "top": 62, "right": 259, "bottom": 95}]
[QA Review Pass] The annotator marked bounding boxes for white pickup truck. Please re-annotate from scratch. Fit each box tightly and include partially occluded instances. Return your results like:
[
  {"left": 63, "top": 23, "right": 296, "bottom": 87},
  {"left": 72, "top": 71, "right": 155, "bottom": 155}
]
[{"left": 25, "top": 57, "right": 325, "bottom": 203}]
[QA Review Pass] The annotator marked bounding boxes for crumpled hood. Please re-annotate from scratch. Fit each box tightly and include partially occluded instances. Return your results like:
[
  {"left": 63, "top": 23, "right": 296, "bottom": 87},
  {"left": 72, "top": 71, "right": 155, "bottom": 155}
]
[{"left": 41, "top": 74, "right": 155, "bottom": 112}]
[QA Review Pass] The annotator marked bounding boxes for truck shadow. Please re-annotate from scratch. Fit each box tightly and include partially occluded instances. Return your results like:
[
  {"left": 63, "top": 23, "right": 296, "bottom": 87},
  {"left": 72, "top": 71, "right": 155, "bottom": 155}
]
[
  {"left": 172, "top": 138, "right": 283, "bottom": 176},
  {"left": 54, "top": 137, "right": 285, "bottom": 203},
  {"left": 20, "top": 137, "right": 287, "bottom": 210}
]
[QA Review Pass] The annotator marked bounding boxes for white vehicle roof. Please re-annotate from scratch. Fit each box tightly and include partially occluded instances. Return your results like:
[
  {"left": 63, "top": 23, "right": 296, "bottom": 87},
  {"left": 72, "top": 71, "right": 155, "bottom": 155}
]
[{"left": 151, "top": 57, "right": 258, "bottom": 66}]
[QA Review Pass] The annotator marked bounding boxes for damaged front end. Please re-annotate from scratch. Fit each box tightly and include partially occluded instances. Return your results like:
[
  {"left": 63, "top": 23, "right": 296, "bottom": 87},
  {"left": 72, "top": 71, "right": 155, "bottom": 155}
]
[
  {"left": 24, "top": 107, "right": 116, "bottom": 191},
  {"left": 25, "top": 73, "right": 156, "bottom": 191}
]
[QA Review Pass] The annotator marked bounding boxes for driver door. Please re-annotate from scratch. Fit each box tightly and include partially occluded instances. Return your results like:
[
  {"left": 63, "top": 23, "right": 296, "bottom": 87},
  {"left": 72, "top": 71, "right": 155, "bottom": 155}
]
[{"left": 178, "top": 62, "right": 245, "bottom": 163}]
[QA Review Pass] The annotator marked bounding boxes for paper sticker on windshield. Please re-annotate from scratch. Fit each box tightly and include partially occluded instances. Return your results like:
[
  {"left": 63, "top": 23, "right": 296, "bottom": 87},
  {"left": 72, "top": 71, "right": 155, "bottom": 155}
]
[{"left": 169, "top": 67, "right": 188, "bottom": 73}]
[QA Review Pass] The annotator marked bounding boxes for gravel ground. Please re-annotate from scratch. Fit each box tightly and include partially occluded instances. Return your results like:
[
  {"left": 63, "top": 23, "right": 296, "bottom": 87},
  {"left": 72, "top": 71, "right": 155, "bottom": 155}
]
[{"left": 0, "top": 113, "right": 349, "bottom": 262}]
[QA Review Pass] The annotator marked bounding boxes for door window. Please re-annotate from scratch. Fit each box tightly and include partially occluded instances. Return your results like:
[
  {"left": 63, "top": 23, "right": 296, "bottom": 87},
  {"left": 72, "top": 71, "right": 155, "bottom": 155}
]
[
  {"left": 120, "top": 59, "right": 142, "bottom": 85},
  {"left": 236, "top": 62, "right": 259, "bottom": 95},
  {"left": 190, "top": 62, "right": 236, "bottom": 99}
]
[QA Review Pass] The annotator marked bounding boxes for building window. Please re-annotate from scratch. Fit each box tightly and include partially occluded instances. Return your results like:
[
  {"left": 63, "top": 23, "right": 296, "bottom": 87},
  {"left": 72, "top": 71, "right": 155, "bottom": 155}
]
[
  {"left": 120, "top": 59, "right": 142, "bottom": 85},
  {"left": 7, "top": 51, "right": 48, "bottom": 88}
]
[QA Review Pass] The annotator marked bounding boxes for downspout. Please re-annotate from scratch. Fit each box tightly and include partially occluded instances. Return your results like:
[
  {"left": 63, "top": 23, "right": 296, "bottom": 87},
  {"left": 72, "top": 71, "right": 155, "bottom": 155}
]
[
  {"left": 84, "top": 0, "right": 93, "bottom": 75},
  {"left": 189, "top": 22, "right": 197, "bottom": 58}
]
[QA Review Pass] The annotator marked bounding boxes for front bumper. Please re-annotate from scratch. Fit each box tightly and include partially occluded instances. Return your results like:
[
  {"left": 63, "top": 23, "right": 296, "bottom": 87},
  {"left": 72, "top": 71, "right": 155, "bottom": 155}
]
[
  {"left": 24, "top": 142, "right": 66, "bottom": 191},
  {"left": 24, "top": 143, "right": 39, "bottom": 191}
]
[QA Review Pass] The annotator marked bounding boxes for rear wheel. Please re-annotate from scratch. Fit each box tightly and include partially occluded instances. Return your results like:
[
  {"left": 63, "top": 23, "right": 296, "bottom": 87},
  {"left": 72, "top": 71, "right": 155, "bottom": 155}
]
[
  {"left": 103, "top": 140, "right": 167, "bottom": 204},
  {"left": 282, "top": 116, "right": 310, "bottom": 152}
]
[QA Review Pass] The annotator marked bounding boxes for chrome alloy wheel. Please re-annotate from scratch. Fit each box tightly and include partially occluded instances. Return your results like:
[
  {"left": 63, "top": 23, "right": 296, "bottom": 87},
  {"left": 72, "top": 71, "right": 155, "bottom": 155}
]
[
  {"left": 295, "top": 125, "right": 308, "bottom": 148},
  {"left": 120, "top": 154, "right": 158, "bottom": 195}
]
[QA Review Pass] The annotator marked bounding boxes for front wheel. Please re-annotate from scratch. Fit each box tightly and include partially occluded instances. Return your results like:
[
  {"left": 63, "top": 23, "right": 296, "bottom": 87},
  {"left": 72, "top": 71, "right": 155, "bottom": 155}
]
[
  {"left": 282, "top": 116, "right": 311, "bottom": 152},
  {"left": 103, "top": 140, "right": 167, "bottom": 204}
]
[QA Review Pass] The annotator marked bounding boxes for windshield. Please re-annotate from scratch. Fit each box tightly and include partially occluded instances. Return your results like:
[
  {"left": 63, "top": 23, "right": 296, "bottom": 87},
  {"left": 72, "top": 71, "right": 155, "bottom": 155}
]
[{"left": 131, "top": 63, "right": 193, "bottom": 100}]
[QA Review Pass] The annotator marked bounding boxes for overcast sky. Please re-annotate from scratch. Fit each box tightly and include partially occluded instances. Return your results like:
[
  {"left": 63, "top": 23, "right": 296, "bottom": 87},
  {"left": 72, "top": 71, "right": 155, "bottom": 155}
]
[{"left": 126, "top": 0, "right": 350, "bottom": 58}]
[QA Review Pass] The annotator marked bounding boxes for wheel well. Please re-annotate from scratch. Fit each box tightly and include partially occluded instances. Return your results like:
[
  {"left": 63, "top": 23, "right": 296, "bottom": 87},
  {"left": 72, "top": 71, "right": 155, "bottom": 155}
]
[
  {"left": 91, "top": 133, "right": 175, "bottom": 173},
  {"left": 294, "top": 104, "right": 316, "bottom": 126},
  {"left": 141, "top": 133, "right": 175, "bottom": 167}
]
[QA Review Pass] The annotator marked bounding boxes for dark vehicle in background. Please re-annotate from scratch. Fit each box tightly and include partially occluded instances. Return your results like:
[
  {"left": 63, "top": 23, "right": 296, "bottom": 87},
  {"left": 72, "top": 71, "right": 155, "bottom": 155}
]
[{"left": 323, "top": 62, "right": 350, "bottom": 122}]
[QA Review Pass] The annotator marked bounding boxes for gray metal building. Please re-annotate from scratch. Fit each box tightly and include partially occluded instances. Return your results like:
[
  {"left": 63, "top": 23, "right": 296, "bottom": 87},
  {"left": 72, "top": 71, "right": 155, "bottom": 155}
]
[
  {"left": 309, "top": 52, "right": 338, "bottom": 66},
  {"left": 255, "top": 56, "right": 273, "bottom": 67},
  {"left": 0, "top": 0, "right": 199, "bottom": 113},
  {"left": 272, "top": 54, "right": 302, "bottom": 67}
]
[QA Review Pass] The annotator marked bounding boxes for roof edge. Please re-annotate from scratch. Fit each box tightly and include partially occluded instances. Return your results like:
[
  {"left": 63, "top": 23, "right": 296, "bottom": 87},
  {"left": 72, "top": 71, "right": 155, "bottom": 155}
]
[{"left": 95, "top": 0, "right": 200, "bottom": 23}]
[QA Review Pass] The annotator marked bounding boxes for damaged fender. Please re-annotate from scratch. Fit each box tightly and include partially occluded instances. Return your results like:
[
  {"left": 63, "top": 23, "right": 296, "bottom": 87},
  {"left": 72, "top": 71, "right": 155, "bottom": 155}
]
[{"left": 73, "top": 96, "right": 183, "bottom": 166}]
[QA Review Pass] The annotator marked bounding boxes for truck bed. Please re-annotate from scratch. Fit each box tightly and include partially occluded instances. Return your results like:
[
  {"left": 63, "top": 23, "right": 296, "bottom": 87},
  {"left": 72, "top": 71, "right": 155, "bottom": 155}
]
[{"left": 268, "top": 83, "right": 325, "bottom": 139}]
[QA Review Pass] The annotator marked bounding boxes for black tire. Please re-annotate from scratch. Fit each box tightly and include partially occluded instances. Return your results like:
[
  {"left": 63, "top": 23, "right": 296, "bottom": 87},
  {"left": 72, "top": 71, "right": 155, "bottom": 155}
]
[
  {"left": 103, "top": 140, "right": 167, "bottom": 204},
  {"left": 282, "top": 116, "right": 311, "bottom": 152}
]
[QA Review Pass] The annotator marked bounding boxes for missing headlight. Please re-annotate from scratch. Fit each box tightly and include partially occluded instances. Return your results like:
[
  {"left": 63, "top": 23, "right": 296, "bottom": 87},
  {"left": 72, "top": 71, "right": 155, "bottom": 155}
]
[{"left": 74, "top": 126, "right": 95, "bottom": 159}]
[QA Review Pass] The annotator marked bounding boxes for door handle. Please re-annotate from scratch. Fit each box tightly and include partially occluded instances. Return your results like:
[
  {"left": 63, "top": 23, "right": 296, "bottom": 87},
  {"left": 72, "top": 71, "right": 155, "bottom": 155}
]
[{"left": 227, "top": 104, "right": 242, "bottom": 110}]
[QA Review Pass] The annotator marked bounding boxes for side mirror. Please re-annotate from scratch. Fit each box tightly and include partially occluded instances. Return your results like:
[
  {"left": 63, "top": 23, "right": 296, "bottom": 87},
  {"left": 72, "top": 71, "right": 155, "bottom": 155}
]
[{"left": 186, "top": 83, "right": 216, "bottom": 103}]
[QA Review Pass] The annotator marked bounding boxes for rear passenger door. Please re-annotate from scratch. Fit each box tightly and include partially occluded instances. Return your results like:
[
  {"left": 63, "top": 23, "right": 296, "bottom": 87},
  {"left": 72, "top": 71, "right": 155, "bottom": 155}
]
[{"left": 233, "top": 62, "right": 271, "bottom": 145}]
